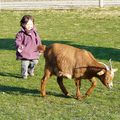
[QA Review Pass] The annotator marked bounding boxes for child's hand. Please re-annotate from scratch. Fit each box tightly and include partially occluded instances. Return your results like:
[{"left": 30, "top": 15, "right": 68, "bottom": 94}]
[{"left": 18, "top": 46, "right": 24, "bottom": 53}]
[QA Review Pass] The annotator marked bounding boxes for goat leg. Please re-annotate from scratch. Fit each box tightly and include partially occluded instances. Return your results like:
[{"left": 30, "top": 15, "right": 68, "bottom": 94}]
[
  {"left": 41, "top": 69, "right": 51, "bottom": 97},
  {"left": 74, "top": 79, "right": 83, "bottom": 100},
  {"left": 85, "top": 78, "right": 97, "bottom": 97},
  {"left": 57, "top": 77, "right": 69, "bottom": 96}
]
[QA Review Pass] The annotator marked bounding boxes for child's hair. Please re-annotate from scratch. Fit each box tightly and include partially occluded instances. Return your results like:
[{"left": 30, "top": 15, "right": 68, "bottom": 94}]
[{"left": 20, "top": 15, "right": 34, "bottom": 28}]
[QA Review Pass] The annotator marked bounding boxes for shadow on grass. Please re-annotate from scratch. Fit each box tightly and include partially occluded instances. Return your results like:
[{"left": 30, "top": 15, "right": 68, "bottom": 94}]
[
  {"left": 0, "top": 38, "right": 16, "bottom": 50},
  {"left": 43, "top": 40, "right": 120, "bottom": 62},
  {"left": 0, "top": 85, "right": 72, "bottom": 98},
  {"left": 0, "top": 85, "right": 39, "bottom": 96},
  {"left": 0, "top": 85, "right": 70, "bottom": 98},
  {"left": 46, "top": 91, "right": 73, "bottom": 98},
  {"left": 0, "top": 38, "right": 120, "bottom": 62},
  {"left": 72, "top": 44, "right": 120, "bottom": 62},
  {"left": 0, "top": 72, "right": 21, "bottom": 78}
]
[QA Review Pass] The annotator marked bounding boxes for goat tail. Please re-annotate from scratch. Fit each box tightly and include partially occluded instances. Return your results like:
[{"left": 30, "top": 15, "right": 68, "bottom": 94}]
[{"left": 37, "top": 44, "right": 46, "bottom": 53}]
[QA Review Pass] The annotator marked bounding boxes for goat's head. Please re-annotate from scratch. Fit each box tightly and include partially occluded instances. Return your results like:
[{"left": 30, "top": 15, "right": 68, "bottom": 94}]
[{"left": 97, "top": 59, "right": 118, "bottom": 89}]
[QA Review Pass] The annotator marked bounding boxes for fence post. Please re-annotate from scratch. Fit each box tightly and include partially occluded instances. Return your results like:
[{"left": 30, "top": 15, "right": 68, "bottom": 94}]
[
  {"left": 0, "top": 0, "right": 1, "bottom": 11},
  {"left": 99, "top": 0, "right": 104, "bottom": 7}
]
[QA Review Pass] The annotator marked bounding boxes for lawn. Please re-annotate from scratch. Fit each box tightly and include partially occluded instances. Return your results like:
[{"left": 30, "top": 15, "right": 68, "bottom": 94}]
[{"left": 0, "top": 7, "right": 120, "bottom": 120}]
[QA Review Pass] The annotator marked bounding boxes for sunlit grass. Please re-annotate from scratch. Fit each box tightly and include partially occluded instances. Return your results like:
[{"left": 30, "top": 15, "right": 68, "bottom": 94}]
[{"left": 0, "top": 7, "right": 120, "bottom": 120}]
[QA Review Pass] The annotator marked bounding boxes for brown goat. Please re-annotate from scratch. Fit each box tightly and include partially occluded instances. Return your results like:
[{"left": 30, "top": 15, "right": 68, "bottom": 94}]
[{"left": 38, "top": 43, "right": 117, "bottom": 100}]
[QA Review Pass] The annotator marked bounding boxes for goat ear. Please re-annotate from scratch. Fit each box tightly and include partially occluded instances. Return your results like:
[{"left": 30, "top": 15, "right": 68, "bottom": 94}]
[
  {"left": 112, "top": 68, "right": 118, "bottom": 73},
  {"left": 97, "top": 70, "right": 105, "bottom": 76}
]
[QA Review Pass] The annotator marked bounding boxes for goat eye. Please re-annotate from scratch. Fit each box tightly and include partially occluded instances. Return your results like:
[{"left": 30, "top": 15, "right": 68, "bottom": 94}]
[
  {"left": 105, "top": 77, "right": 108, "bottom": 80},
  {"left": 106, "top": 80, "right": 110, "bottom": 84}
]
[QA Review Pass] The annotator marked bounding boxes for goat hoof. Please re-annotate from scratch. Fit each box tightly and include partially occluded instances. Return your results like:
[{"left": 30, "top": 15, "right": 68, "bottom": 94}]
[
  {"left": 75, "top": 96, "right": 83, "bottom": 100},
  {"left": 66, "top": 93, "right": 72, "bottom": 98},
  {"left": 64, "top": 93, "right": 72, "bottom": 98},
  {"left": 41, "top": 93, "right": 46, "bottom": 97},
  {"left": 82, "top": 95, "right": 88, "bottom": 99}
]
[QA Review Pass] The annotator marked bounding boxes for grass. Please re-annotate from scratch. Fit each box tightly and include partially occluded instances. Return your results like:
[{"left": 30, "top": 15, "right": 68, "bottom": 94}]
[{"left": 0, "top": 7, "right": 120, "bottom": 120}]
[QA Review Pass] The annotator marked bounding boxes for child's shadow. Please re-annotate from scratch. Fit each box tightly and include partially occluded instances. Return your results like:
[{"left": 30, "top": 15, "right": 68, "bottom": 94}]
[{"left": 0, "top": 72, "right": 21, "bottom": 78}]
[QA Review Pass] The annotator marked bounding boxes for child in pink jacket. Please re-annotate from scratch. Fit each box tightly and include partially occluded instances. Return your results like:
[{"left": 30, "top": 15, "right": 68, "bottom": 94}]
[{"left": 15, "top": 15, "right": 42, "bottom": 79}]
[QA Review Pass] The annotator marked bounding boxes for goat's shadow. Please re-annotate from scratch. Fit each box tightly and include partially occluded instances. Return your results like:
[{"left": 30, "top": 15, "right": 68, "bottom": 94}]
[
  {"left": 0, "top": 85, "right": 39, "bottom": 96},
  {"left": 0, "top": 85, "right": 70, "bottom": 98}
]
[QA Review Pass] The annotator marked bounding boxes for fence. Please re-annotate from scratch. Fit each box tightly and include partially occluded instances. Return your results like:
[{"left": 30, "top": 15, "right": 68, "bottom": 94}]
[{"left": 0, "top": 0, "right": 120, "bottom": 10}]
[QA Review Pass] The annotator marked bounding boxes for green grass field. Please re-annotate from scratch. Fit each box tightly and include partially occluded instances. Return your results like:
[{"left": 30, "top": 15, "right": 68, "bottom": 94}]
[{"left": 0, "top": 7, "right": 120, "bottom": 120}]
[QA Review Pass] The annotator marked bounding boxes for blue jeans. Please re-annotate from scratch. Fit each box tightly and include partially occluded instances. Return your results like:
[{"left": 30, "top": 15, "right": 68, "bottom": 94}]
[{"left": 21, "top": 60, "right": 38, "bottom": 77}]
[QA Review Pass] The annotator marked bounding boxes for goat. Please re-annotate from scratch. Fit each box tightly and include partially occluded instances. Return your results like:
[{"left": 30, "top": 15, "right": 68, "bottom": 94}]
[{"left": 38, "top": 43, "right": 117, "bottom": 99}]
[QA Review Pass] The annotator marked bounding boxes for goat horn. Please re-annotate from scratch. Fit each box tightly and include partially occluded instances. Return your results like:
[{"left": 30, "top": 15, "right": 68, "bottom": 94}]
[
  {"left": 109, "top": 59, "right": 112, "bottom": 70},
  {"left": 99, "top": 62, "right": 110, "bottom": 71}
]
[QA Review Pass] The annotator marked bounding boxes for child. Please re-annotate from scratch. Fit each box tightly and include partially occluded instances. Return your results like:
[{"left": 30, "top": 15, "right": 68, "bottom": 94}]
[{"left": 15, "top": 15, "right": 42, "bottom": 79}]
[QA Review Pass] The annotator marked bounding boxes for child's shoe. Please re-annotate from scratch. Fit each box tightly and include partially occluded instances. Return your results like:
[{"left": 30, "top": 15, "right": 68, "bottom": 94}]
[
  {"left": 23, "top": 75, "right": 28, "bottom": 79},
  {"left": 29, "top": 72, "right": 34, "bottom": 76},
  {"left": 28, "top": 69, "right": 34, "bottom": 76}
]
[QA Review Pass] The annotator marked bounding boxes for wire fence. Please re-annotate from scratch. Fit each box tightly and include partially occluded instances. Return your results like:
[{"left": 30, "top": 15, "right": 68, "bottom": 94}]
[{"left": 0, "top": 0, "right": 120, "bottom": 10}]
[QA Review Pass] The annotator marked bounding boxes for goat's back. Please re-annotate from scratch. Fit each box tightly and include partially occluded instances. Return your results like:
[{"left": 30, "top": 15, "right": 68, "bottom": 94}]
[{"left": 44, "top": 43, "right": 97, "bottom": 77}]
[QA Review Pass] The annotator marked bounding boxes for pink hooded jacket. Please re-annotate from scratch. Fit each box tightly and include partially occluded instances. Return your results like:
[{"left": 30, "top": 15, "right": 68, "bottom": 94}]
[{"left": 15, "top": 28, "right": 42, "bottom": 60}]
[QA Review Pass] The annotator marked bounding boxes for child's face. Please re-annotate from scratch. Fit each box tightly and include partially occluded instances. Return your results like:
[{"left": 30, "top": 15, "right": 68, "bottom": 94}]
[{"left": 25, "top": 19, "right": 33, "bottom": 30}]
